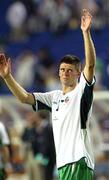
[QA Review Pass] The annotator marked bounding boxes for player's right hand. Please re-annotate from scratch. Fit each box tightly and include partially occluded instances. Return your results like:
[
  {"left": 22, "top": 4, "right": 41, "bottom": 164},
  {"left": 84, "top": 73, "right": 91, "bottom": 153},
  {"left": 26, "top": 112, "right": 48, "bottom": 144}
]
[{"left": 0, "top": 53, "right": 11, "bottom": 79}]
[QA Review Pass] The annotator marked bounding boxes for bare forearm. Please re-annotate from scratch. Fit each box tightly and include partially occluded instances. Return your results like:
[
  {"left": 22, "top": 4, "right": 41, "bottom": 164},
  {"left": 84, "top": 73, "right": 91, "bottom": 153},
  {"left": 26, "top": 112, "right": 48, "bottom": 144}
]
[
  {"left": 4, "top": 74, "right": 30, "bottom": 103},
  {"left": 83, "top": 31, "right": 96, "bottom": 67}
]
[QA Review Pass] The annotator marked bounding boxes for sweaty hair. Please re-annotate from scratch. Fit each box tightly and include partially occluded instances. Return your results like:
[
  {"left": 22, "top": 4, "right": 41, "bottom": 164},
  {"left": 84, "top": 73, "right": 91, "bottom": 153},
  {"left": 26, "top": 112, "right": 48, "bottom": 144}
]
[{"left": 59, "top": 54, "right": 81, "bottom": 72}]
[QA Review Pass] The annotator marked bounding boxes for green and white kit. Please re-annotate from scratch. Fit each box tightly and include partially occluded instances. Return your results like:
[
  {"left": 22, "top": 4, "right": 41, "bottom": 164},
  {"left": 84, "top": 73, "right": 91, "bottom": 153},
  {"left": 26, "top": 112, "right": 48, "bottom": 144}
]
[{"left": 33, "top": 72, "right": 95, "bottom": 177}]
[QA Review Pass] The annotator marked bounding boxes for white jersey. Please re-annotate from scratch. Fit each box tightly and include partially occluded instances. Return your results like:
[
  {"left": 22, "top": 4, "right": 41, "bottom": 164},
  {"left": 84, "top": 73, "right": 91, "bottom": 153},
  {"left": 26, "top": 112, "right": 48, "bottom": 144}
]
[
  {"left": 33, "top": 73, "right": 96, "bottom": 170},
  {"left": 0, "top": 122, "right": 10, "bottom": 168},
  {"left": 0, "top": 122, "right": 10, "bottom": 145}
]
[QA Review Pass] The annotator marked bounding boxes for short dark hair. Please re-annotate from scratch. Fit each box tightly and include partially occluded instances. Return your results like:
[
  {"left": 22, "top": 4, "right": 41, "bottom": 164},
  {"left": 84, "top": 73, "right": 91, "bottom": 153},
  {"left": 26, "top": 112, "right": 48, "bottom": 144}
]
[{"left": 59, "top": 54, "right": 81, "bottom": 71}]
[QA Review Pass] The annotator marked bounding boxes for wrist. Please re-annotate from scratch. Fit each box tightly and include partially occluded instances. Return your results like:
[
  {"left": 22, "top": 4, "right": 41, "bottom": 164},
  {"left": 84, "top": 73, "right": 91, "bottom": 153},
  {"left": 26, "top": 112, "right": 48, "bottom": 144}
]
[
  {"left": 82, "top": 31, "right": 91, "bottom": 40},
  {"left": 82, "top": 30, "right": 90, "bottom": 36},
  {"left": 4, "top": 73, "right": 11, "bottom": 81}
]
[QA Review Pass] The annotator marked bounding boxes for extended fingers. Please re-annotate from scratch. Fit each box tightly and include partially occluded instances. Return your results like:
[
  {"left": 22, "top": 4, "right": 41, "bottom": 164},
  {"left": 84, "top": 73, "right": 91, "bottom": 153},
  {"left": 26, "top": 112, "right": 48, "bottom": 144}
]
[
  {"left": 0, "top": 53, "right": 7, "bottom": 64},
  {"left": 7, "top": 58, "right": 11, "bottom": 66},
  {"left": 82, "top": 9, "right": 92, "bottom": 19}
]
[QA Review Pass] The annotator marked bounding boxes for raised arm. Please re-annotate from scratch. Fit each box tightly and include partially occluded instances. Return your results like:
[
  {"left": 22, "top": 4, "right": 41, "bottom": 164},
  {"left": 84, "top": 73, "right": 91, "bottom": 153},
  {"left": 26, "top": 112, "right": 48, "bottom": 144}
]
[
  {"left": 81, "top": 9, "right": 96, "bottom": 82},
  {"left": 0, "top": 54, "right": 35, "bottom": 105}
]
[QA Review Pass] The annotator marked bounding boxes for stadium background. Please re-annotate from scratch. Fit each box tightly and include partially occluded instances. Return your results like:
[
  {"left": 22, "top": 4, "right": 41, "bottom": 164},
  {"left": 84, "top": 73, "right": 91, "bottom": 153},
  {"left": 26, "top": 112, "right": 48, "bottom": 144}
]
[{"left": 0, "top": 0, "right": 109, "bottom": 180}]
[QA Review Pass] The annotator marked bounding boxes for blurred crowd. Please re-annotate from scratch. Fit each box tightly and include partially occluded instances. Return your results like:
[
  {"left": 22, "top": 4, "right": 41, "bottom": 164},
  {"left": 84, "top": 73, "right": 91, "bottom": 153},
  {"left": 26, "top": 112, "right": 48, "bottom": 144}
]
[
  {"left": 21, "top": 110, "right": 56, "bottom": 180},
  {"left": 0, "top": 107, "right": 57, "bottom": 180},
  {"left": 0, "top": 46, "right": 109, "bottom": 94},
  {"left": 5, "top": 0, "right": 109, "bottom": 38},
  {"left": 0, "top": 0, "right": 109, "bottom": 93},
  {"left": 0, "top": 47, "right": 61, "bottom": 93},
  {"left": 0, "top": 1, "right": 109, "bottom": 180},
  {"left": 0, "top": 0, "right": 108, "bottom": 42}
]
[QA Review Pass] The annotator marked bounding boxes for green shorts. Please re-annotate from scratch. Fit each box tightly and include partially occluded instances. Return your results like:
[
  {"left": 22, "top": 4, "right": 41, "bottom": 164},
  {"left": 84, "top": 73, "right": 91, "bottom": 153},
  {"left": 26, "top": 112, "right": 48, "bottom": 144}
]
[
  {"left": 0, "top": 168, "right": 6, "bottom": 180},
  {"left": 58, "top": 158, "right": 94, "bottom": 180}
]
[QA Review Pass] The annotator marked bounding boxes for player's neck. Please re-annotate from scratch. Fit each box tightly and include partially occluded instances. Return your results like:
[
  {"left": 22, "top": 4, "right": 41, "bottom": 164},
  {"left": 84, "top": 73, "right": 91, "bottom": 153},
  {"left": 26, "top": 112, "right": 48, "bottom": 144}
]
[{"left": 62, "top": 83, "right": 77, "bottom": 95}]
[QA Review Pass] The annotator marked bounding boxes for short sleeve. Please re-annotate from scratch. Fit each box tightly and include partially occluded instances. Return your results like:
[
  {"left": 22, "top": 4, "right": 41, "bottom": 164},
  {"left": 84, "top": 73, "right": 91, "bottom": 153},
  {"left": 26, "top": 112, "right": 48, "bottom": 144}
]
[
  {"left": 80, "top": 73, "right": 96, "bottom": 87},
  {"left": 0, "top": 122, "right": 10, "bottom": 145},
  {"left": 32, "top": 91, "right": 56, "bottom": 111}
]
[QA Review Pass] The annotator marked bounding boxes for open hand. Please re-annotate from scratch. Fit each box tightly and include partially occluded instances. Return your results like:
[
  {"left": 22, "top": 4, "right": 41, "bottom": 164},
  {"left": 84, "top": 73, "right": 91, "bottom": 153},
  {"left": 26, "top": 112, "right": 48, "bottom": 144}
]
[
  {"left": 81, "top": 9, "right": 92, "bottom": 32},
  {"left": 0, "top": 53, "right": 11, "bottom": 79}
]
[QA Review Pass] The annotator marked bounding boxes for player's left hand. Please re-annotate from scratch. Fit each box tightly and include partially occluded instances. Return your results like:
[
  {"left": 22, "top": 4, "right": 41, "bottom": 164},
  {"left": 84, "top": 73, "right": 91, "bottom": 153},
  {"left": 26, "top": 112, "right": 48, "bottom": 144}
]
[{"left": 81, "top": 9, "right": 92, "bottom": 32}]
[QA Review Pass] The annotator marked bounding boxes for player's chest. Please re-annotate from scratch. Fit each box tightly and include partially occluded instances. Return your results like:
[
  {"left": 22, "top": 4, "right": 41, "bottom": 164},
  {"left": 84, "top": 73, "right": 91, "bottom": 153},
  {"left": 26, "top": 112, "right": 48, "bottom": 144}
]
[{"left": 52, "top": 91, "right": 81, "bottom": 113}]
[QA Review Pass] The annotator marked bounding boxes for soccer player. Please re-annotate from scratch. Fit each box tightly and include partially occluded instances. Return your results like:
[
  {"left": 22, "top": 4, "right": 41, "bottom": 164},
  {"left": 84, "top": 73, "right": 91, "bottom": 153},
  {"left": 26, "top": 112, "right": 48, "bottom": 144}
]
[
  {"left": 0, "top": 9, "right": 96, "bottom": 180},
  {"left": 0, "top": 121, "right": 11, "bottom": 180}
]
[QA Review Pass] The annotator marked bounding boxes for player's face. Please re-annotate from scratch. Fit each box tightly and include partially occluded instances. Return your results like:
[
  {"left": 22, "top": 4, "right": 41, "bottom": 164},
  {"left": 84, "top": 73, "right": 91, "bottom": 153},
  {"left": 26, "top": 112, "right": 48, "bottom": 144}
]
[{"left": 59, "top": 63, "right": 80, "bottom": 86}]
